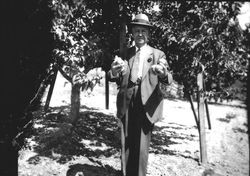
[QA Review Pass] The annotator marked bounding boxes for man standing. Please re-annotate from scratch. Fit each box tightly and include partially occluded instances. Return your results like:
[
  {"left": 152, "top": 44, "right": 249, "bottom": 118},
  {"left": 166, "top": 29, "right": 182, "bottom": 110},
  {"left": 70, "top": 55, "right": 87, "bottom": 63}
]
[{"left": 109, "top": 13, "right": 172, "bottom": 176}]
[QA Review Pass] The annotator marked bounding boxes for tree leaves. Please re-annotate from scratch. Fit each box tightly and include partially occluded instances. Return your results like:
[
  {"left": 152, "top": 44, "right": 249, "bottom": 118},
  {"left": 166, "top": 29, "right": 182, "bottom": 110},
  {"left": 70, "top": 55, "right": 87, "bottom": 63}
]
[
  {"left": 149, "top": 1, "right": 248, "bottom": 96},
  {"left": 51, "top": 0, "right": 248, "bottom": 98}
]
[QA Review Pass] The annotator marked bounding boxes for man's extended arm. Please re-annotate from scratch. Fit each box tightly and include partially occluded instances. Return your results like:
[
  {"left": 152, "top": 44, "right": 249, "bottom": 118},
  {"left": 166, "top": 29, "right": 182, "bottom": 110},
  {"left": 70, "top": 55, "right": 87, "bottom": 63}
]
[
  {"left": 107, "top": 56, "right": 128, "bottom": 84},
  {"left": 152, "top": 51, "right": 173, "bottom": 85},
  {"left": 159, "top": 53, "right": 173, "bottom": 85}
]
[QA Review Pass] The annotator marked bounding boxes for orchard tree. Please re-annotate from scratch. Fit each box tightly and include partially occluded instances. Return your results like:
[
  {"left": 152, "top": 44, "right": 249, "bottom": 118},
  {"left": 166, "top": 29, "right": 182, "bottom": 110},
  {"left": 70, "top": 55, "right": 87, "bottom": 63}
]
[
  {"left": 51, "top": 0, "right": 105, "bottom": 124},
  {"left": 50, "top": 0, "right": 156, "bottom": 124},
  {"left": 51, "top": 0, "right": 248, "bottom": 126},
  {"left": 149, "top": 1, "right": 248, "bottom": 99}
]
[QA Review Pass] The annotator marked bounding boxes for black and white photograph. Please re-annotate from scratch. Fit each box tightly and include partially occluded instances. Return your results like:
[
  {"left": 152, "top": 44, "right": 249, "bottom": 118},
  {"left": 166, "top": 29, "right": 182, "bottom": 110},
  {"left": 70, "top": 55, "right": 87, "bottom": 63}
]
[{"left": 1, "top": 1, "right": 249, "bottom": 176}]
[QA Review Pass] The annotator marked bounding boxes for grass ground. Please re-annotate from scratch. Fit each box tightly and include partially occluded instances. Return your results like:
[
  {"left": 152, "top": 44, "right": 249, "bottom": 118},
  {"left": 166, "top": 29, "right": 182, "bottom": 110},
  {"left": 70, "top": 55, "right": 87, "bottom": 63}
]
[{"left": 18, "top": 72, "right": 248, "bottom": 176}]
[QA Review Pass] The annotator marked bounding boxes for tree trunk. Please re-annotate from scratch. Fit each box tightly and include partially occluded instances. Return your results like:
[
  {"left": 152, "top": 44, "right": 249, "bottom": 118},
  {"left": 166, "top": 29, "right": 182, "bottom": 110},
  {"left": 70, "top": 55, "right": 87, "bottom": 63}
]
[{"left": 70, "top": 84, "right": 81, "bottom": 125}]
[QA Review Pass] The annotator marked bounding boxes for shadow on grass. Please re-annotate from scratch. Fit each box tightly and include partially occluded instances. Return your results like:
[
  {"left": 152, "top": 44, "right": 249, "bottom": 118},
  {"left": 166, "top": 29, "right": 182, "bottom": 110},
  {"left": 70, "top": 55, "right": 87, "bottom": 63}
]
[
  {"left": 28, "top": 105, "right": 121, "bottom": 165},
  {"left": 217, "top": 118, "right": 231, "bottom": 123},
  {"left": 150, "top": 123, "right": 199, "bottom": 162},
  {"left": 232, "top": 127, "right": 248, "bottom": 134},
  {"left": 217, "top": 112, "right": 237, "bottom": 123},
  {"left": 207, "top": 101, "right": 246, "bottom": 109},
  {"left": 66, "top": 164, "right": 121, "bottom": 176},
  {"left": 26, "top": 105, "right": 200, "bottom": 173}
]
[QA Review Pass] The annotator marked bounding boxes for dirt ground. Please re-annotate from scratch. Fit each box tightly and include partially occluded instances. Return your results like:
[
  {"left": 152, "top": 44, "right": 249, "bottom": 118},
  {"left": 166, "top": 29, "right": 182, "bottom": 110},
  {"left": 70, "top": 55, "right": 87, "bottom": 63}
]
[{"left": 18, "top": 73, "right": 249, "bottom": 176}]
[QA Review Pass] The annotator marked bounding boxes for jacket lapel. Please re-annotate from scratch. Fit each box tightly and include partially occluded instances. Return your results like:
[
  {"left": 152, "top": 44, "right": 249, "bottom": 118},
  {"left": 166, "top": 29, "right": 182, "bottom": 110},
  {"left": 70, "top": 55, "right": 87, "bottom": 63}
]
[
  {"left": 128, "top": 47, "right": 136, "bottom": 69},
  {"left": 142, "top": 46, "right": 154, "bottom": 80}
]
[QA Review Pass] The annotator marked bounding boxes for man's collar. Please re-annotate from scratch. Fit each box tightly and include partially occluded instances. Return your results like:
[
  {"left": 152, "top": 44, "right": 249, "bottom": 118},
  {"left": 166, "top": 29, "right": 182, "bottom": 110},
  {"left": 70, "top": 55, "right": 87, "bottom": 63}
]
[{"left": 135, "top": 44, "right": 148, "bottom": 51}]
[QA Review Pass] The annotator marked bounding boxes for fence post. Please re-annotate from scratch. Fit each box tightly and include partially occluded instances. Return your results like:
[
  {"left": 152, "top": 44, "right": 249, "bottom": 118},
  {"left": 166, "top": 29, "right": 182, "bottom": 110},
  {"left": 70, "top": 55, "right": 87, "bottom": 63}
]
[
  {"left": 197, "top": 72, "right": 208, "bottom": 164},
  {"left": 188, "top": 93, "right": 199, "bottom": 130},
  {"left": 204, "top": 98, "right": 211, "bottom": 130},
  {"left": 44, "top": 69, "right": 57, "bottom": 111},
  {"left": 105, "top": 72, "right": 109, "bottom": 109}
]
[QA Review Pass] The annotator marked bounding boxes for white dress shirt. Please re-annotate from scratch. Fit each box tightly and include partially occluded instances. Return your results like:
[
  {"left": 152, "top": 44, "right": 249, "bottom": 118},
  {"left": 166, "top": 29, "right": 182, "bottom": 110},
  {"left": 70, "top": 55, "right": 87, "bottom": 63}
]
[{"left": 135, "top": 44, "right": 150, "bottom": 80}]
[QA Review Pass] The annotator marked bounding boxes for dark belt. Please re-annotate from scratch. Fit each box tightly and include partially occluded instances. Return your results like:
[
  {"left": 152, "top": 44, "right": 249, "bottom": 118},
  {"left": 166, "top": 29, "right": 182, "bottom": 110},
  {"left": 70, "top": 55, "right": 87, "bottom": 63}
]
[{"left": 128, "top": 78, "right": 141, "bottom": 88}]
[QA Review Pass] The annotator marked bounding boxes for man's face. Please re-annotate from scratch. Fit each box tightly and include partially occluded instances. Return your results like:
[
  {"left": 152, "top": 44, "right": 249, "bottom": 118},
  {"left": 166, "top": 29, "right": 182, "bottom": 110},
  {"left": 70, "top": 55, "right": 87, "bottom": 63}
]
[{"left": 131, "top": 25, "right": 149, "bottom": 48}]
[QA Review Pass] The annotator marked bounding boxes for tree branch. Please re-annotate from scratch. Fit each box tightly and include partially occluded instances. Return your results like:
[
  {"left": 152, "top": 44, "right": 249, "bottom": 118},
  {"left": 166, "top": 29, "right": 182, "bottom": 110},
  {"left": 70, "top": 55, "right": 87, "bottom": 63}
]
[{"left": 54, "top": 64, "right": 73, "bottom": 83}]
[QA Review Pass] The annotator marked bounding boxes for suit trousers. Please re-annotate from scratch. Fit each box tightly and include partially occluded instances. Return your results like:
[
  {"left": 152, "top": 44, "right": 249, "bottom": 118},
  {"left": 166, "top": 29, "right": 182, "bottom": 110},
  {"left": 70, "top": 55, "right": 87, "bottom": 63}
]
[{"left": 124, "top": 83, "right": 154, "bottom": 176}]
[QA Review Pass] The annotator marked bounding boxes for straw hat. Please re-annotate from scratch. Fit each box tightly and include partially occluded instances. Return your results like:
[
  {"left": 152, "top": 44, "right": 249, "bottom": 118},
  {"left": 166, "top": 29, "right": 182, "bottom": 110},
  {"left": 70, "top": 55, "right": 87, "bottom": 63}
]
[{"left": 130, "top": 13, "right": 152, "bottom": 27}]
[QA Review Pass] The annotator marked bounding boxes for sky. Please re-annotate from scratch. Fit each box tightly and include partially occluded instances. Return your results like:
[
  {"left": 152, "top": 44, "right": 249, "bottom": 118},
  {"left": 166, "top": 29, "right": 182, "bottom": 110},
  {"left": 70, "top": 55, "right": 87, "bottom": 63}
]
[{"left": 237, "top": 2, "right": 250, "bottom": 30}]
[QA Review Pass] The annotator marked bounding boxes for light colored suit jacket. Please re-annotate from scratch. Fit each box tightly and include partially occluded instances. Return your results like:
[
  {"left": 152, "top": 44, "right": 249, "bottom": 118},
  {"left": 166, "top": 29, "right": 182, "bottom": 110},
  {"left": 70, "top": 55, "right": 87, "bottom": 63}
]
[{"left": 112, "top": 45, "right": 172, "bottom": 124}]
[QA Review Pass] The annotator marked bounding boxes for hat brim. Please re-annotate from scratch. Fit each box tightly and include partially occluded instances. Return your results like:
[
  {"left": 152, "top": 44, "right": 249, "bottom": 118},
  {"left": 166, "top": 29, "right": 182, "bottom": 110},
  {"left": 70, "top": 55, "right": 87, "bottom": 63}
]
[{"left": 129, "top": 22, "right": 153, "bottom": 27}]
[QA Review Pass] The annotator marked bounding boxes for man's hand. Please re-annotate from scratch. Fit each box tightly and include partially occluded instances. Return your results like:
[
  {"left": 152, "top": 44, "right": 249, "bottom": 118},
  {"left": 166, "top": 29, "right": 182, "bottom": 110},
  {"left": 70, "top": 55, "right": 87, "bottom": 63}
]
[
  {"left": 151, "top": 64, "right": 165, "bottom": 77},
  {"left": 111, "top": 56, "right": 126, "bottom": 77}
]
